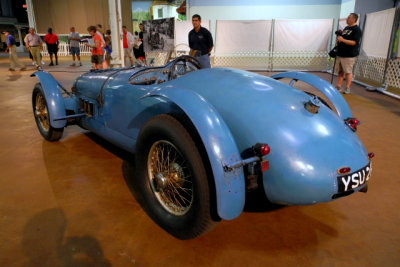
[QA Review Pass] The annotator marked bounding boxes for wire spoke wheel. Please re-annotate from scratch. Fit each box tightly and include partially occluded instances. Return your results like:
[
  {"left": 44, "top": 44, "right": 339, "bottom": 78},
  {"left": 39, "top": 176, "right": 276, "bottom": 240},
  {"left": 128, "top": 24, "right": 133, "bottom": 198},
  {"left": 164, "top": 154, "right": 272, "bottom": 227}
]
[
  {"left": 32, "top": 84, "right": 64, "bottom": 141},
  {"left": 34, "top": 92, "right": 50, "bottom": 132},
  {"left": 135, "top": 114, "right": 217, "bottom": 239},
  {"left": 148, "top": 140, "right": 194, "bottom": 216}
]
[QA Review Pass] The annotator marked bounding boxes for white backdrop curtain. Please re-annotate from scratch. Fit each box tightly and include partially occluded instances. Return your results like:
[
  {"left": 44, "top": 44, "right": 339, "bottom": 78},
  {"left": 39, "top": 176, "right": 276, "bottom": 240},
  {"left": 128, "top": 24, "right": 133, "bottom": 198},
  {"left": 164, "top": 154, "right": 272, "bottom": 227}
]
[
  {"left": 174, "top": 20, "right": 210, "bottom": 49},
  {"left": 215, "top": 20, "right": 272, "bottom": 54},
  {"left": 274, "top": 19, "right": 333, "bottom": 52},
  {"left": 361, "top": 8, "right": 396, "bottom": 57},
  {"left": 338, "top": 18, "right": 347, "bottom": 30}
]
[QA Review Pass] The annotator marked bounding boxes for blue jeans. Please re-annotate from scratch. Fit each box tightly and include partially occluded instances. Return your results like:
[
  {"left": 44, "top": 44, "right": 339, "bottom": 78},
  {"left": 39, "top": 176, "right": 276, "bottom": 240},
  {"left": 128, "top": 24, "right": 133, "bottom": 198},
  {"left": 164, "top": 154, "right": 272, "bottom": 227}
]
[{"left": 196, "top": 54, "right": 211, "bottom": 69}]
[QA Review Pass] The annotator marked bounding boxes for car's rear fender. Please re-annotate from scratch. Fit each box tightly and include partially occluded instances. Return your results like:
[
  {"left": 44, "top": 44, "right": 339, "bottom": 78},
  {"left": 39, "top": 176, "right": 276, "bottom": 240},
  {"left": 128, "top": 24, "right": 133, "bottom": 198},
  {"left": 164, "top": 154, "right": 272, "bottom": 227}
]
[
  {"left": 271, "top": 71, "right": 353, "bottom": 120},
  {"left": 145, "top": 87, "right": 246, "bottom": 220},
  {"left": 31, "top": 71, "right": 67, "bottom": 128}
]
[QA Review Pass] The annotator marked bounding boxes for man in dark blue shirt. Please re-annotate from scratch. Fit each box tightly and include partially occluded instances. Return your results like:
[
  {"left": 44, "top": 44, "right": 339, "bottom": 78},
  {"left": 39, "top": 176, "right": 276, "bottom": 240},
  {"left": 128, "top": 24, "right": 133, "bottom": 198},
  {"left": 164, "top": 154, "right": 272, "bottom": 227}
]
[
  {"left": 188, "top": 14, "right": 213, "bottom": 68},
  {"left": 3, "top": 31, "right": 25, "bottom": 71}
]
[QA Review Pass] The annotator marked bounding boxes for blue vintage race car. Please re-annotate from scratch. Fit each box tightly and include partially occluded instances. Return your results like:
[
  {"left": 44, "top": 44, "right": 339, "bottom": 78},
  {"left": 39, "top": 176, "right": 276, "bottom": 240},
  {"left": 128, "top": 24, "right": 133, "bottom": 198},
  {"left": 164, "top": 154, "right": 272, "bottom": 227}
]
[{"left": 32, "top": 56, "right": 373, "bottom": 239}]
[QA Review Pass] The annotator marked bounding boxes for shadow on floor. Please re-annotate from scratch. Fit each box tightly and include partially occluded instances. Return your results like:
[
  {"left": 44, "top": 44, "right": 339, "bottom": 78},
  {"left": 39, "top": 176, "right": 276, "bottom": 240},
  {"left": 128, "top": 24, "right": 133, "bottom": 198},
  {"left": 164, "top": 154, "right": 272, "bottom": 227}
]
[
  {"left": 7, "top": 73, "right": 22, "bottom": 81},
  {"left": 21, "top": 208, "right": 111, "bottom": 267},
  {"left": 85, "top": 130, "right": 287, "bottom": 214}
]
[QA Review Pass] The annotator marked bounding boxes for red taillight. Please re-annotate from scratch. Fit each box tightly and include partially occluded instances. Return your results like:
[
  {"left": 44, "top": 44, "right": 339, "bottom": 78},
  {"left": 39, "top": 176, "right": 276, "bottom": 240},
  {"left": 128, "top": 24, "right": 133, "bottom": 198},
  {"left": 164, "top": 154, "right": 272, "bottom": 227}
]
[
  {"left": 260, "top": 144, "right": 270, "bottom": 156},
  {"left": 338, "top": 167, "right": 351, "bottom": 174},
  {"left": 253, "top": 143, "right": 270, "bottom": 157},
  {"left": 345, "top": 118, "right": 360, "bottom": 132},
  {"left": 368, "top": 152, "right": 374, "bottom": 159}
]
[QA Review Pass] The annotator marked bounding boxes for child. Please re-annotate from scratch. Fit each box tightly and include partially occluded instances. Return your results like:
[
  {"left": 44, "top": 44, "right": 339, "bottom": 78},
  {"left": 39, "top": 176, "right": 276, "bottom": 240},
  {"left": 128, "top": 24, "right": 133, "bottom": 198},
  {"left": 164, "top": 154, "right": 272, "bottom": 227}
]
[{"left": 85, "top": 25, "right": 103, "bottom": 70}]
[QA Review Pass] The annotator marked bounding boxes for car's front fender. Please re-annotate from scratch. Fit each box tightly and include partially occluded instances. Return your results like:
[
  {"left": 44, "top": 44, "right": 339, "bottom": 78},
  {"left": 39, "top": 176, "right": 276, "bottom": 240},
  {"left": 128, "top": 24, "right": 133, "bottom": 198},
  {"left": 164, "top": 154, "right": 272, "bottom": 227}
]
[
  {"left": 31, "top": 71, "right": 66, "bottom": 128},
  {"left": 144, "top": 87, "right": 245, "bottom": 220}
]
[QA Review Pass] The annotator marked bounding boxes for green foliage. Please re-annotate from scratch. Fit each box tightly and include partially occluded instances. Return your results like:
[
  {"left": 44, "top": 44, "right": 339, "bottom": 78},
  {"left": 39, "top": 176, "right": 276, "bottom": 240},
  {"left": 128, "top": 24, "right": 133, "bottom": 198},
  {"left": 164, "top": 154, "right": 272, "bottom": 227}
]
[
  {"left": 132, "top": 11, "right": 150, "bottom": 22},
  {"left": 178, "top": 14, "right": 186, "bottom": 21}
]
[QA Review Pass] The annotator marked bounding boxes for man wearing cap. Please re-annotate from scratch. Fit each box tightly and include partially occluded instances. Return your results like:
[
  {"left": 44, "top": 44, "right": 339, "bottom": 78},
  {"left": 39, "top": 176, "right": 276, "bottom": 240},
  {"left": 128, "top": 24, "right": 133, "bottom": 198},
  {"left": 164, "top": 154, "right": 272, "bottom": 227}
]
[
  {"left": 3, "top": 31, "right": 25, "bottom": 71},
  {"left": 24, "top": 28, "right": 43, "bottom": 69}
]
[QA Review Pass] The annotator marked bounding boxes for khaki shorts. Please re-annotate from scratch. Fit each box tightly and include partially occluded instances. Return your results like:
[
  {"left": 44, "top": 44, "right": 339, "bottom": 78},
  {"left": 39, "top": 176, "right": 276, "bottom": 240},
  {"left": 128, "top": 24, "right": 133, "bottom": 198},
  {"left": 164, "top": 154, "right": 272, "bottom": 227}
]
[
  {"left": 124, "top": 48, "right": 134, "bottom": 58},
  {"left": 335, "top": 56, "right": 356, "bottom": 74},
  {"left": 91, "top": 55, "right": 103, "bottom": 64}
]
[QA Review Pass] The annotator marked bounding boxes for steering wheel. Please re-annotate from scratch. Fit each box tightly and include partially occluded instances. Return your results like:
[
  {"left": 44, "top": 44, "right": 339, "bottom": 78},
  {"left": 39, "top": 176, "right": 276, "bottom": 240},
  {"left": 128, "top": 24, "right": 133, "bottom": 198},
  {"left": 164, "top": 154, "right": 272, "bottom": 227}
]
[{"left": 169, "top": 55, "right": 202, "bottom": 80}]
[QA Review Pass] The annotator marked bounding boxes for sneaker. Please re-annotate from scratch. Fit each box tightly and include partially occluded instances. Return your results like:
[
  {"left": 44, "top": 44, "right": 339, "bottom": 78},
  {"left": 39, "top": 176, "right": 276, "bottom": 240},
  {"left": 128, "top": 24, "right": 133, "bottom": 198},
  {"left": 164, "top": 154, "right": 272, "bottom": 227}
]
[
  {"left": 41, "top": 61, "right": 45, "bottom": 65},
  {"left": 343, "top": 88, "right": 351, "bottom": 94},
  {"left": 37, "top": 66, "right": 43, "bottom": 71},
  {"left": 70, "top": 63, "right": 76, "bottom": 66},
  {"left": 335, "top": 86, "right": 345, "bottom": 93},
  {"left": 79, "top": 62, "right": 82, "bottom": 66},
  {"left": 31, "top": 62, "right": 36, "bottom": 66},
  {"left": 49, "top": 62, "right": 54, "bottom": 66},
  {"left": 9, "top": 68, "right": 15, "bottom": 71}
]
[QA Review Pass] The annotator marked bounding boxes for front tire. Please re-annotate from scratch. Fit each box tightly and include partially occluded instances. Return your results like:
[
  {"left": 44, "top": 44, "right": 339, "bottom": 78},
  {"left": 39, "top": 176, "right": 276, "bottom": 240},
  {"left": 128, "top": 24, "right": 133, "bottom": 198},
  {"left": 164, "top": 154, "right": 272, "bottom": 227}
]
[
  {"left": 134, "top": 114, "right": 216, "bottom": 239},
  {"left": 32, "top": 83, "right": 64, "bottom": 141}
]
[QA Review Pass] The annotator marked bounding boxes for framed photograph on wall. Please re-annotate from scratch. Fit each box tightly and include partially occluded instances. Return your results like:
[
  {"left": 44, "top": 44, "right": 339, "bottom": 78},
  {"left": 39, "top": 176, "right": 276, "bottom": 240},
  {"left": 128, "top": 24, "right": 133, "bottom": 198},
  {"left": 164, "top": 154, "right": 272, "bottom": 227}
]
[{"left": 143, "top": 18, "right": 175, "bottom": 52}]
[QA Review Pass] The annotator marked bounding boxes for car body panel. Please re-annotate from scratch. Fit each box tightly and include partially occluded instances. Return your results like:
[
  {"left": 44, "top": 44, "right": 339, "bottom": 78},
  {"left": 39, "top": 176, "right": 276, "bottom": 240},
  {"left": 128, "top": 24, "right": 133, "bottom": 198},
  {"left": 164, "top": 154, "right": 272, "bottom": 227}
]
[
  {"left": 148, "top": 68, "right": 370, "bottom": 204},
  {"left": 32, "top": 61, "right": 371, "bottom": 220},
  {"left": 270, "top": 71, "right": 353, "bottom": 120},
  {"left": 146, "top": 87, "right": 246, "bottom": 220}
]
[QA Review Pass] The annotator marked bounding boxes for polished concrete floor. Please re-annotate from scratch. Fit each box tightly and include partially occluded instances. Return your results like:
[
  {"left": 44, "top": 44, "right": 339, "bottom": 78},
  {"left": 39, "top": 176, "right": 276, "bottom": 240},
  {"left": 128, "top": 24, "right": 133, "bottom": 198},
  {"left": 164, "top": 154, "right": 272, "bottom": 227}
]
[{"left": 0, "top": 54, "right": 399, "bottom": 266}]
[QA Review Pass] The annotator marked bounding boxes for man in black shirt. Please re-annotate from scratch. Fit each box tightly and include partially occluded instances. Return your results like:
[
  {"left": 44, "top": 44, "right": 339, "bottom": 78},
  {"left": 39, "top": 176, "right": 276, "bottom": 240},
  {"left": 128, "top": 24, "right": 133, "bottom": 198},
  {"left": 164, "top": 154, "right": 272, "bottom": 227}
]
[
  {"left": 188, "top": 14, "right": 213, "bottom": 68},
  {"left": 335, "top": 13, "right": 362, "bottom": 94}
]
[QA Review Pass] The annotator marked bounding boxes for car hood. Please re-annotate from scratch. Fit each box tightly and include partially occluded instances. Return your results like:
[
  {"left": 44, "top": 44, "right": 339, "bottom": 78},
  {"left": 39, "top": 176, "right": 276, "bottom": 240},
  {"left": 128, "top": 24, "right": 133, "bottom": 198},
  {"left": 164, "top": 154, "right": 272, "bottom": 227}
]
[{"left": 73, "top": 67, "right": 146, "bottom": 99}]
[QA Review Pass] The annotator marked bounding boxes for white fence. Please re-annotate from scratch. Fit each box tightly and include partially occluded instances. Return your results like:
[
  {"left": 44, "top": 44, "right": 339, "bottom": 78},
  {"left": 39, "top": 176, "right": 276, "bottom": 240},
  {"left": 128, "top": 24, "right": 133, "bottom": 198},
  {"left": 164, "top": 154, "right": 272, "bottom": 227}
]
[
  {"left": 353, "top": 8, "right": 400, "bottom": 96},
  {"left": 41, "top": 42, "right": 91, "bottom": 56}
]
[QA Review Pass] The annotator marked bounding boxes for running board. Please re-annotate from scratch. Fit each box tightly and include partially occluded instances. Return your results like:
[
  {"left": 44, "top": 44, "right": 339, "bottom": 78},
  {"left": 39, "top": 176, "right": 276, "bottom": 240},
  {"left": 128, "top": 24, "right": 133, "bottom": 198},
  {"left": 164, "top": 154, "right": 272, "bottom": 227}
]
[{"left": 53, "top": 113, "right": 87, "bottom": 121}]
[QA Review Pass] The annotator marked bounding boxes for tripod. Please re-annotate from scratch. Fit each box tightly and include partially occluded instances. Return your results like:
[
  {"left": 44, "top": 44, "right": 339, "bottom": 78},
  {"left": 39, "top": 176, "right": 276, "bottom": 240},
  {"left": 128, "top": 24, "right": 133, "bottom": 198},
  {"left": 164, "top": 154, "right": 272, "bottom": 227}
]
[
  {"left": 330, "top": 30, "right": 342, "bottom": 85},
  {"left": 330, "top": 54, "right": 337, "bottom": 85}
]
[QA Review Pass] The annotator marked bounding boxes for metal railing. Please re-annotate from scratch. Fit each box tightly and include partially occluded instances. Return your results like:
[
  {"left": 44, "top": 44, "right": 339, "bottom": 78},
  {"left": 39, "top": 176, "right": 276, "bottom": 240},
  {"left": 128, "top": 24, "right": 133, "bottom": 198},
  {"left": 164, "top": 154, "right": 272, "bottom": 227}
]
[{"left": 41, "top": 42, "right": 91, "bottom": 57}]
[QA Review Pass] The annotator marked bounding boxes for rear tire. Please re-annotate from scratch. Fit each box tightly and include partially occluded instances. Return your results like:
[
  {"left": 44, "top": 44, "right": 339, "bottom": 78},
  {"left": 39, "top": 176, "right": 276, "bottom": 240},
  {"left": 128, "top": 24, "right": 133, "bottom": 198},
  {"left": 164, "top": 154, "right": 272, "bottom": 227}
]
[
  {"left": 134, "top": 114, "right": 217, "bottom": 239},
  {"left": 32, "top": 83, "right": 64, "bottom": 141}
]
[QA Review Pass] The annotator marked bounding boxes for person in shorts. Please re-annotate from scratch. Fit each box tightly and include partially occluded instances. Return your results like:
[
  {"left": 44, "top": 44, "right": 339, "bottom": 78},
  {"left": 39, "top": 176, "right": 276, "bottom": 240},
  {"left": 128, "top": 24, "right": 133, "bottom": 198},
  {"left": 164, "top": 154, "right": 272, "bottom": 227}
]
[
  {"left": 335, "top": 13, "right": 362, "bottom": 94},
  {"left": 44, "top": 28, "right": 59, "bottom": 66},
  {"left": 86, "top": 25, "right": 103, "bottom": 70},
  {"left": 69, "top": 27, "right": 82, "bottom": 66}
]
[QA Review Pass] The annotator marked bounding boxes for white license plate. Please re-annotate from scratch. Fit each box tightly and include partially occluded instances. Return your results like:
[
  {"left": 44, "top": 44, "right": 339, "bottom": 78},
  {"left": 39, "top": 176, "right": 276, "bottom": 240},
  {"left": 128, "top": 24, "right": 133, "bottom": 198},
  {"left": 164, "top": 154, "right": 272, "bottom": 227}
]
[{"left": 337, "top": 162, "right": 371, "bottom": 193}]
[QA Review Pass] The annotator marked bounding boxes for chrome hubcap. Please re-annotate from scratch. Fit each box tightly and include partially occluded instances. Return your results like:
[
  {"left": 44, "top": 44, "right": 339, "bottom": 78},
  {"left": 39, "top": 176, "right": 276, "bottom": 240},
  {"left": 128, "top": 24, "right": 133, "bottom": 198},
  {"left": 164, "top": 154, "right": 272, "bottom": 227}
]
[
  {"left": 147, "top": 140, "right": 193, "bottom": 216},
  {"left": 34, "top": 93, "right": 49, "bottom": 131}
]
